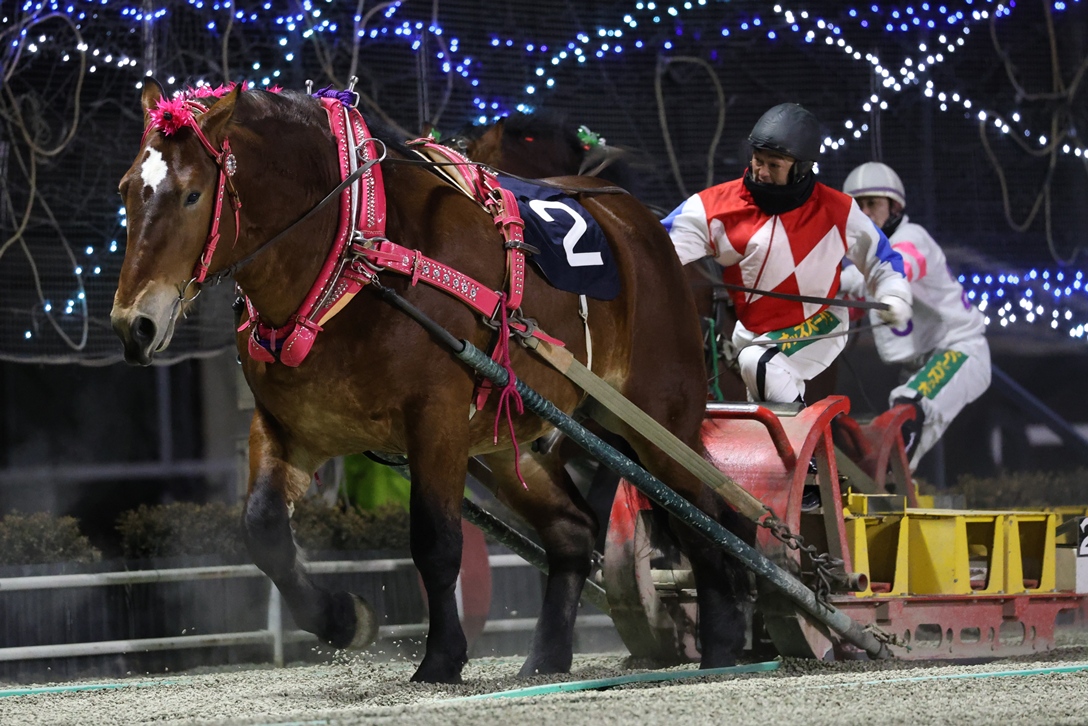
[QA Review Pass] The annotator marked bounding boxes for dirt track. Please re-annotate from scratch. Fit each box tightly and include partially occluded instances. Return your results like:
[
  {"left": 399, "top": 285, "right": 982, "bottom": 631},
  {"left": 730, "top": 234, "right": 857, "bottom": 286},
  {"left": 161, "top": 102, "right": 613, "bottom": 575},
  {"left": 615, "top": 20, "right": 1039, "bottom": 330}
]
[{"left": 5, "top": 641, "right": 1088, "bottom": 726}]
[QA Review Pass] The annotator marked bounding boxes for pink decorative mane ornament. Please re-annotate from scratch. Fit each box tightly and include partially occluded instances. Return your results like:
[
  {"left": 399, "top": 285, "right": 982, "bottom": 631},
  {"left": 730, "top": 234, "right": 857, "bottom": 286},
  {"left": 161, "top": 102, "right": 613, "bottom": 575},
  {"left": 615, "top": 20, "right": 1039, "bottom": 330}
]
[{"left": 147, "top": 96, "right": 194, "bottom": 136}]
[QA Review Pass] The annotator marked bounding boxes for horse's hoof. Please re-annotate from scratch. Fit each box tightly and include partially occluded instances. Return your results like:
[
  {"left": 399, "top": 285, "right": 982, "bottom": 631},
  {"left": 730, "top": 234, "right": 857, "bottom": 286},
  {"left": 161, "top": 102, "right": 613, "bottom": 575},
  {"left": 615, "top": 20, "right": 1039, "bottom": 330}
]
[
  {"left": 517, "top": 658, "right": 571, "bottom": 679},
  {"left": 348, "top": 594, "right": 379, "bottom": 649},
  {"left": 410, "top": 659, "right": 465, "bottom": 684}
]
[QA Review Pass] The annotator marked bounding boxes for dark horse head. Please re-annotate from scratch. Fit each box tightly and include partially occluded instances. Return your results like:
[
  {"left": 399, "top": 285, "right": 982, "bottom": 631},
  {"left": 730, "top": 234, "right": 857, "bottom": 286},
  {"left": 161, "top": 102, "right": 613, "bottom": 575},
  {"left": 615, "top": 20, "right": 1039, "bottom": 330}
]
[
  {"left": 112, "top": 81, "right": 750, "bottom": 682},
  {"left": 447, "top": 111, "right": 635, "bottom": 189}
]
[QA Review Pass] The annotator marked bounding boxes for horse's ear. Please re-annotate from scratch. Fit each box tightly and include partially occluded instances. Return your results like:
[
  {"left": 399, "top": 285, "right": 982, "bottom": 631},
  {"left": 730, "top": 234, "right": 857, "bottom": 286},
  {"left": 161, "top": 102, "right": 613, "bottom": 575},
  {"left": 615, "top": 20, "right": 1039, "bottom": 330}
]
[
  {"left": 199, "top": 83, "right": 243, "bottom": 141},
  {"left": 140, "top": 78, "right": 166, "bottom": 125},
  {"left": 421, "top": 122, "right": 436, "bottom": 138},
  {"left": 470, "top": 119, "right": 507, "bottom": 164}
]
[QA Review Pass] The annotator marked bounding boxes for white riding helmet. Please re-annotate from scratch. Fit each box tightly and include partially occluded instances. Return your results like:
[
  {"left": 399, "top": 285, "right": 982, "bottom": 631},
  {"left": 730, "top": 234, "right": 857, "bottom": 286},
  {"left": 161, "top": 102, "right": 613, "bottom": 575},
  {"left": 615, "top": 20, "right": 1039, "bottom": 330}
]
[{"left": 843, "top": 161, "right": 906, "bottom": 209}]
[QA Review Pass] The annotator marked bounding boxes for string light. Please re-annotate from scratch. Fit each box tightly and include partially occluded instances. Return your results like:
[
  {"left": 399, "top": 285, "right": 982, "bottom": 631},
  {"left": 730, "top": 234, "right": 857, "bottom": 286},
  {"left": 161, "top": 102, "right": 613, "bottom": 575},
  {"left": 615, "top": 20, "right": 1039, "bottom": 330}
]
[
  {"left": 10, "top": 0, "right": 1084, "bottom": 144},
  {"left": 960, "top": 267, "right": 1088, "bottom": 342}
]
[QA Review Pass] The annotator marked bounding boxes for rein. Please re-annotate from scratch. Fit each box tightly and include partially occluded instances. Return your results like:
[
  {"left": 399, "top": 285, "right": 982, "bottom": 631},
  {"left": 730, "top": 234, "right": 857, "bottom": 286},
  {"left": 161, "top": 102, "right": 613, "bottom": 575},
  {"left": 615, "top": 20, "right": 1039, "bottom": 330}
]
[
  {"left": 713, "top": 280, "right": 890, "bottom": 311},
  {"left": 385, "top": 155, "right": 629, "bottom": 197},
  {"left": 688, "top": 256, "right": 889, "bottom": 312},
  {"left": 205, "top": 150, "right": 385, "bottom": 287}
]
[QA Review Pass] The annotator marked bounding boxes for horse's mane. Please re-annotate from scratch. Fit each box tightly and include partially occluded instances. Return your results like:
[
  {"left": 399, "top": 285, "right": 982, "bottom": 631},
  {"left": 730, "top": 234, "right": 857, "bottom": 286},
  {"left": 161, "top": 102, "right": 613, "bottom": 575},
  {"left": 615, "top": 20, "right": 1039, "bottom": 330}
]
[{"left": 223, "top": 88, "right": 414, "bottom": 157}]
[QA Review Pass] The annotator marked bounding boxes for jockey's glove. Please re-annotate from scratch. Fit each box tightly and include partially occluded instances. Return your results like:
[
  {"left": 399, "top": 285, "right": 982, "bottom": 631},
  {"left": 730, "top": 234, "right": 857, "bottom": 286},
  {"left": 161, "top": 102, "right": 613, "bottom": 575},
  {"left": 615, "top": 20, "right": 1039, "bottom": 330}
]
[{"left": 877, "top": 294, "right": 912, "bottom": 328}]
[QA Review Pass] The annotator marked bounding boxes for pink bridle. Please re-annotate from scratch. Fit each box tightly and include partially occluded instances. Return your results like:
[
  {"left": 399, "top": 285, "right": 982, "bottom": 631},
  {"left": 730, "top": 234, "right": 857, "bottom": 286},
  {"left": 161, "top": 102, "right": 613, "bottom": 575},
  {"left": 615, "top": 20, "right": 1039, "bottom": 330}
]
[{"left": 142, "top": 92, "right": 242, "bottom": 296}]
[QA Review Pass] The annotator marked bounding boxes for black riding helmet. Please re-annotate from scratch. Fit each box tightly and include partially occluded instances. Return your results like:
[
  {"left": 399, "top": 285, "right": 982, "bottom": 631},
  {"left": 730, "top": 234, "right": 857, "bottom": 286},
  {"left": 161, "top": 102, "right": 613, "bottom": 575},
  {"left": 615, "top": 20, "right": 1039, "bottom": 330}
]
[{"left": 747, "top": 103, "right": 821, "bottom": 182}]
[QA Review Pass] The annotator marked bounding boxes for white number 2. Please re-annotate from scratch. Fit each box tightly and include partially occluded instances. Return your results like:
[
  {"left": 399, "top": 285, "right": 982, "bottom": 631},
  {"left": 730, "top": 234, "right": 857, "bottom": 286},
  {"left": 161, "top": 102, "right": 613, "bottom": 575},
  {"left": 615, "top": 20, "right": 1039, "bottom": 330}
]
[{"left": 528, "top": 199, "right": 602, "bottom": 268}]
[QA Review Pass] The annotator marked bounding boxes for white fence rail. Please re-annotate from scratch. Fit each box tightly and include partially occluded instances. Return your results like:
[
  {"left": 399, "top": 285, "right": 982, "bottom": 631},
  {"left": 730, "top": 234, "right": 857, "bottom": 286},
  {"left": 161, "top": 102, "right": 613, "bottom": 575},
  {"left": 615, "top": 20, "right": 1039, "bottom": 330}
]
[{"left": 0, "top": 556, "right": 613, "bottom": 666}]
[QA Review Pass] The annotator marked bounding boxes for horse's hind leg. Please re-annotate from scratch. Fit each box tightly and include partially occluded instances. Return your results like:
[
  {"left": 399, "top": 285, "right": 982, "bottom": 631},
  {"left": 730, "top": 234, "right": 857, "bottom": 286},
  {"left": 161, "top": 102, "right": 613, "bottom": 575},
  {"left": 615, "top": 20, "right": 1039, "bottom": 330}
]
[
  {"left": 481, "top": 448, "right": 597, "bottom": 677},
  {"left": 404, "top": 415, "right": 472, "bottom": 684},
  {"left": 242, "top": 408, "right": 378, "bottom": 650}
]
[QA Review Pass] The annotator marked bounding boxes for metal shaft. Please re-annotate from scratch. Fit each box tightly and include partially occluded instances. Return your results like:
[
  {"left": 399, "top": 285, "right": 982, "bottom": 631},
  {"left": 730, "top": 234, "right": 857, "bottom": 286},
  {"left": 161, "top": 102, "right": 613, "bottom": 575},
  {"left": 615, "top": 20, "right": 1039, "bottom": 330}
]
[{"left": 461, "top": 499, "right": 611, "bottom": 615}]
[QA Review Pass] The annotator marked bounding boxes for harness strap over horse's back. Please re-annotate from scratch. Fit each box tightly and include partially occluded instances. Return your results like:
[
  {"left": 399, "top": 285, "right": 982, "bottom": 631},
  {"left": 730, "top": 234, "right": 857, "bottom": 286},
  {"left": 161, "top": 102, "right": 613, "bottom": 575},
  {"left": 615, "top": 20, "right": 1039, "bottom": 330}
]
[{"left": 405, "top": 139, "right": 529, "bottom": 311}]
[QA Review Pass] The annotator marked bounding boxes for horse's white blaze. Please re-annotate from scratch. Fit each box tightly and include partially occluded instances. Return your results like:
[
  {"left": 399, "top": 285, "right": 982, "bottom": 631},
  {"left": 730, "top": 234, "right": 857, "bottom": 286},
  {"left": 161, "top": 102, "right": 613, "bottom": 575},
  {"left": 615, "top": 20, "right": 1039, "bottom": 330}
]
[{"left": 140, "top": 147, "right": 169, "bottom": 192}]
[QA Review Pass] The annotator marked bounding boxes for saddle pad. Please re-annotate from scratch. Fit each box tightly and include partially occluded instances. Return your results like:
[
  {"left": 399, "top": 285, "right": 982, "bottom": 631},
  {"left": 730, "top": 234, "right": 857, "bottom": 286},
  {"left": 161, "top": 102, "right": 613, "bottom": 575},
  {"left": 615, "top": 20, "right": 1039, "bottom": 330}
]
[{"left": 498, "top": 175, "right": 620, "bottom": 301}]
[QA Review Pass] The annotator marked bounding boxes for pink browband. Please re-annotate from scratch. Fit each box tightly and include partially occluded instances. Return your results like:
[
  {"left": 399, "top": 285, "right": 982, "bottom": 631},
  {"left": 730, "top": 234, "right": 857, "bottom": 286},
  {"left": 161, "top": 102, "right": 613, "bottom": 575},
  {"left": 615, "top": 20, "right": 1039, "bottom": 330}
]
[{"left": 143, "top": 91, "right": 242, "bottom": 287}]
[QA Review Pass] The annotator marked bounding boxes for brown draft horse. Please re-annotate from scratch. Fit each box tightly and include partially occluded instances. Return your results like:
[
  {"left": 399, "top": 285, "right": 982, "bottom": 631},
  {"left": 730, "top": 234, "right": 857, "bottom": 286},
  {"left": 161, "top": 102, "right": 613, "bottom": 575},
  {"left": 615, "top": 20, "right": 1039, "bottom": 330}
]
[{"left": 111, "top": 84, "right": 749, "bottom": 683}]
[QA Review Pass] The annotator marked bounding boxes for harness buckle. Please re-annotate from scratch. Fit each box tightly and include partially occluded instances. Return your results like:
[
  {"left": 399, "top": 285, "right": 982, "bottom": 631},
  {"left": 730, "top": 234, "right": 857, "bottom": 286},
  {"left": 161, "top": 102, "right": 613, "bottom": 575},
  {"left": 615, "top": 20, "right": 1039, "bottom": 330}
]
[
  {"left": 509, "top": 313, "right": 540, "bottom": 340},
  {"left": 350, "top": 233, "right": 389, "bottom": 250},
  {"left": 503, "top": 240, "right": 540, "bottom": 255}
]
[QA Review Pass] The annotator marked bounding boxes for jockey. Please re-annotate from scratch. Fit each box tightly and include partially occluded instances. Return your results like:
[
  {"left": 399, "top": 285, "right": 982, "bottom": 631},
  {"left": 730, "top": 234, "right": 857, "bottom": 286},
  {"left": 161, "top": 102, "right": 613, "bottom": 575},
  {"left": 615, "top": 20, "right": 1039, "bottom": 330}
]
[
  {"left": 840, "top": 161, "right": 991, "bottom": 469},
  {"left": 664, "top": 103, "right": 912, "bottom": 405}
]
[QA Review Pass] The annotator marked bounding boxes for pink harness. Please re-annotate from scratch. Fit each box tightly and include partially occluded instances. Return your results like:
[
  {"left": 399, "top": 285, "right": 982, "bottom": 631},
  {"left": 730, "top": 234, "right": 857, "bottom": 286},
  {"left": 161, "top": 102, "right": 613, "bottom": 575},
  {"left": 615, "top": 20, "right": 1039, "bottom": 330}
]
[
  {"left": 239, "top": 98, "right": 562, "bottom": 367},
  {"left": 240, "top": 98, "right": 388, "bottom": 366}
]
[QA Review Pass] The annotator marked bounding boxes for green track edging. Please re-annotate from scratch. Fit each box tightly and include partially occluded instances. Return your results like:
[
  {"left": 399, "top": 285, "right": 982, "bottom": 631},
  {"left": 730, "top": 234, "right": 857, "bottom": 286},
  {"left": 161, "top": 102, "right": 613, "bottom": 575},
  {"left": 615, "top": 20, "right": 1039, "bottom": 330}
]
[
  {"left": 456, "top": 660, "right": 782, "bottom": 700},
  {"left": 810, "top": 662, "right": 1088, "bottom": 689},
  {"left": 0, "top": 679, "right": 179, "bottom": 698}
]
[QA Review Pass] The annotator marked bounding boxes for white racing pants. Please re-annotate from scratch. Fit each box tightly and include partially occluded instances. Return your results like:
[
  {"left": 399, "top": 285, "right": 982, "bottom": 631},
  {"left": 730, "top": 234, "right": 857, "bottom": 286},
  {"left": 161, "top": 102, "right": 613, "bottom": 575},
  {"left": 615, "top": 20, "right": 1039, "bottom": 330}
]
[
  {"left": 734, "top": 308, "right": 848, "bottom": 404},
  {"left": 891, "top": 335, "right": 991, "bottom": 469}
]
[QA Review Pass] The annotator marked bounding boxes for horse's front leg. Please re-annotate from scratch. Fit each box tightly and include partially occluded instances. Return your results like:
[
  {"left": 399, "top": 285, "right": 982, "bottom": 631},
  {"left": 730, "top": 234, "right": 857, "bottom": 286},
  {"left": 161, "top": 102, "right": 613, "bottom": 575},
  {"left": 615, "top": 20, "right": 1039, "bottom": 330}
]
[
  {"left": 405, "top": 413, "right": 471, "bottom": 684},
  {"left": 243, "top": 407, "right": 378, "bottom": 650}
]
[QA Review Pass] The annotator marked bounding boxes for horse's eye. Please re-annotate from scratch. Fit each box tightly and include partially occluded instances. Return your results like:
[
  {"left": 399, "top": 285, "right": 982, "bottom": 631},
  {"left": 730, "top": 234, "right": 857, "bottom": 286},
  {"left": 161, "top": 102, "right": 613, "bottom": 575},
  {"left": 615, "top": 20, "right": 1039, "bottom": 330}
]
[{"left": 185, "top": 192, "right": 201, "bottom": 206}]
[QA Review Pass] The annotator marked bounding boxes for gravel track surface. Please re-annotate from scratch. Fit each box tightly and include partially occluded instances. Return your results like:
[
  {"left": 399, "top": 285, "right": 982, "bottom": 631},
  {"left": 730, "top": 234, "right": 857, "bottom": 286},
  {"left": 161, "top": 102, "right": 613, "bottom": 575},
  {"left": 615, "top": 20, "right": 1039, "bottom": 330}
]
[{"left": 5, "top": 643, "right": 1088, "bottom": 726}]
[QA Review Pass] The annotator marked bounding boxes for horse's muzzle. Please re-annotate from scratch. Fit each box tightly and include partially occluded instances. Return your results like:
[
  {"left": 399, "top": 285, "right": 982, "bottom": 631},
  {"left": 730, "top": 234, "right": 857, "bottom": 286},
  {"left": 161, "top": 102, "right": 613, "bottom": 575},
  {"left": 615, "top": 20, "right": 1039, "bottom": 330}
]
[
  {"left": 111, "top": 282, "right": 182, "bottom": 365},
  {"left": 112, "top": 313, "right": 158, "bottom": 365}
]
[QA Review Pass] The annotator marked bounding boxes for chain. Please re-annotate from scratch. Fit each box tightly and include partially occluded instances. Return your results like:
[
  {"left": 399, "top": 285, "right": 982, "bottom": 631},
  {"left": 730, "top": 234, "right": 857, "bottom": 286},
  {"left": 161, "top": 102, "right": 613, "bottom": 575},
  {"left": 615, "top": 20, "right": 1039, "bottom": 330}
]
[
  {"left": 762, "top": 513, "right": 903, "bottom": 647},
  {"left": 866, "top": 623, "right": 908, "bottom": 650},
  {"left": 762, "top": 514, "right": 843, "bottom": 605}
]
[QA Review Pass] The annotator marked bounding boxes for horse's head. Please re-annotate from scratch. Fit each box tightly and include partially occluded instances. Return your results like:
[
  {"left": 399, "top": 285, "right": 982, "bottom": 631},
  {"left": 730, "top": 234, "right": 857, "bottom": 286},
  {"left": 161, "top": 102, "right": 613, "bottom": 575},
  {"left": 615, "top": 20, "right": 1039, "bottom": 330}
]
[
  {"left": 111, "top": 80, "right": 241, "bottom": 365},
  {"left": 461, "top": 119, "right": 505, "bottom": 168}
]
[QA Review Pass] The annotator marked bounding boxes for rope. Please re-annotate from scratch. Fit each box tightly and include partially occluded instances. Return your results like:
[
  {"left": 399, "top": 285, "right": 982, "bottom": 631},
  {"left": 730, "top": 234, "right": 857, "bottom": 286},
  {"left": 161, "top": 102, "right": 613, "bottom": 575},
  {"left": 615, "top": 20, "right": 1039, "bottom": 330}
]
[{"left": 654, "top": 55, "right": 728, "bottom": 199}]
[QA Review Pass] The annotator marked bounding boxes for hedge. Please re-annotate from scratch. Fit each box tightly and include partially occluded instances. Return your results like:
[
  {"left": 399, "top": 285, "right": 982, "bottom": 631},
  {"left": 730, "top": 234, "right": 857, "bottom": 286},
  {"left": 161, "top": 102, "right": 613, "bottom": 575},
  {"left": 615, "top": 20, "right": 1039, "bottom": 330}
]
[{"left": 0, "top": 497, "right": 411, "bottom": 566}]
